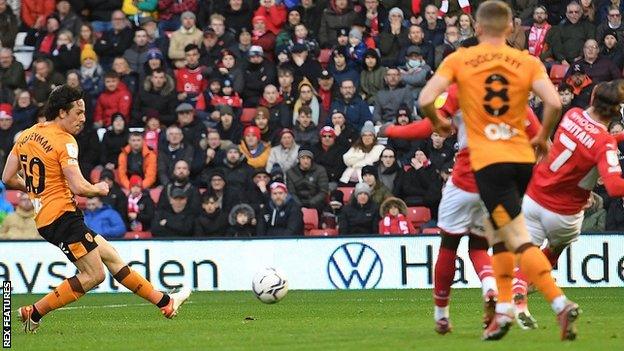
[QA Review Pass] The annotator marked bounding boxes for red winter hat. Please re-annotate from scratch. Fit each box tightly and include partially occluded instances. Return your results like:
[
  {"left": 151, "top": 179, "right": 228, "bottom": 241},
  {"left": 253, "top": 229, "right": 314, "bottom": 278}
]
[
  {"left": 252, "top": 15, "right": 267, "bottom": 24},
  {"left": 244, "top": 125, "right": 261, "bottom": 140},
  {"left": 270, "top": 181, "right": 288, "bottom": 193},
  {"left": 0, "top": 103, "right": 12, "bottom": 119},
  {"left": 129, "top": 175, "right": 143, "bottom": 189}
]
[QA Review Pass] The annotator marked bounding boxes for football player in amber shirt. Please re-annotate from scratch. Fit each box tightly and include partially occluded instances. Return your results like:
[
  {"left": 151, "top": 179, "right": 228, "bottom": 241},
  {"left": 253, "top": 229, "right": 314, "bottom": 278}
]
[
  {"left": 418, "top": 1, "right": 579, "bottom": 341},
  {"left": 2, "top": 86, "right": 190, "bottom": 333}
]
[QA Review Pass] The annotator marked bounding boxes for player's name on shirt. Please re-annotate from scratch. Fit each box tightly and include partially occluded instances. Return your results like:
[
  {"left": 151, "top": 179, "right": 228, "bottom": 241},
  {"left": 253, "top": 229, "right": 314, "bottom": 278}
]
[
  {"left": 16, "top": 131, "right": 54, "bottom": 153},
  {"left": 560, "top": 111, "right": 601, "bottom": 149},
  {"left": 463, "top": 52, "right": 522, "bottom": 69}
]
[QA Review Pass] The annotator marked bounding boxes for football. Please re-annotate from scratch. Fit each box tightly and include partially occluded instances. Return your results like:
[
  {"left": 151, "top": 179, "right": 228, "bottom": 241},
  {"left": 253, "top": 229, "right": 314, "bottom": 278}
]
[{"left": 252, "top": 268, "right": 289, "bottom": 304}]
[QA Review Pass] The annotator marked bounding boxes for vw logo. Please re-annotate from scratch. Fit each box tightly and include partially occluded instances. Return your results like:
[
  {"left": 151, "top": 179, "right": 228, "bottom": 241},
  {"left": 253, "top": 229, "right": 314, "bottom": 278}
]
[{"left": 327, "top": 242, "right": 383, "bottom": 289}]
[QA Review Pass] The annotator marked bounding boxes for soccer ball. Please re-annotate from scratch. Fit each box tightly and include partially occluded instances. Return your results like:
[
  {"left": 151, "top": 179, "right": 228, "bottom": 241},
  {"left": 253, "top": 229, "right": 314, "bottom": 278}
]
[{"left": 252, "top": 268, "right": 288, "bottom": 304}]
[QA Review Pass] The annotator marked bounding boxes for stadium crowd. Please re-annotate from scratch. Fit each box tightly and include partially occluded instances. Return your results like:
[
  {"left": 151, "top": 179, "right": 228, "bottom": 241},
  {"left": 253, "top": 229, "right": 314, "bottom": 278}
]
[{"left": 0, "top": 0, "right": 622, "bottom": 238}]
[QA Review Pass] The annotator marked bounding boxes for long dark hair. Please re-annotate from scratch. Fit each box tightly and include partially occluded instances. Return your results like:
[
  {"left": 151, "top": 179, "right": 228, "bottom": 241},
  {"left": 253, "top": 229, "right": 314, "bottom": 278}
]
[{"left": 592, "top": 80, "right": 624, "bottom": 119}]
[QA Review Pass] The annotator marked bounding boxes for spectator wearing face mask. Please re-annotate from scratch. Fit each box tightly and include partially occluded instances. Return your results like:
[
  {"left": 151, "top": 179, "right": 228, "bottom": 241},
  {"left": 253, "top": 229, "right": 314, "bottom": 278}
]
[{"left": 399, "top": 46, "right": 433, "bottom": 102}]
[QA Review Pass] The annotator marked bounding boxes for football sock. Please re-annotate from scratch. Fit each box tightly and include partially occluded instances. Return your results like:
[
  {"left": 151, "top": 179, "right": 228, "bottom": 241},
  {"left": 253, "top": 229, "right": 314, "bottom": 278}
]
[
  {"left": 517, "top": 244, "right": 563, "bottom": 303},
  {"left": 467, "top": 234, "right": 496, "bottom": 296},
  {"left": 434, "top": 306, "right": 450, "bottom": 321},
  {"left": 113, "top": 265, "right": 170, "bottom": 307},
  {"left": 512, "top": 268, "right": 528, "bottom": 297},
  {"left": 551, "top": 295, "right": 568, "bottom": 314},
  {"left": 433, "top": 234, "right": 460, "bottom": 309},
  {"left": 33, "top": 276, "right": 85, "bottom": 321},
  {"left": 491, "top": 243, "right": 514, "bottom": 304}
]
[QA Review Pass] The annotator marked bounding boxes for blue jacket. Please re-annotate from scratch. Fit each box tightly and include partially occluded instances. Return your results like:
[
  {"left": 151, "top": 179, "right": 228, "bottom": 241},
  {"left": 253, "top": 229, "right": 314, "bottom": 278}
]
[
  {"left": 0, "top": 183, "right": 15, "bottom": 215},
  {"left": 329, "top": 96, "right": 372, "bottom": 130},
  {"left": 84, "top": 204, "right": 127, "bottom": 238}
]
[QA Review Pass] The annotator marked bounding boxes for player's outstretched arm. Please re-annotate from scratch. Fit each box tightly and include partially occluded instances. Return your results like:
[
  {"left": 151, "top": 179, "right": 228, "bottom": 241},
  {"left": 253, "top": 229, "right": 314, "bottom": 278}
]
[
  {"left": 379, "top": 119, "right": 435, "bottom": 140},
  {"left": 63, "top": 165, "right": 109, "bottom": 197},
  {"left": 1, "top": 153, "right": 27, "bottom": 192},
  {"left": 419, "top": 75, "right": 452, "bottom": 136}
]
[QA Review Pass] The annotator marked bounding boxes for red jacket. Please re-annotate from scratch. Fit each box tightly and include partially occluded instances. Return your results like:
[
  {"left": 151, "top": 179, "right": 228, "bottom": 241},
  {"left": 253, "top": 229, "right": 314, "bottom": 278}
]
[
  {"left": 253, "top": 5, "right": 287, "bottom": 35},
  {"left": 21, "top": 0, "right": 55, "bottom": 28},
  {"left": 157, "top": 0, "right": 198, "bottom": 20},
  {"left": 94, "top": 84, "right": 132, "bottom": 127},
  {"left": 379, "top": 214, "right": 416, "bottom": 235}
]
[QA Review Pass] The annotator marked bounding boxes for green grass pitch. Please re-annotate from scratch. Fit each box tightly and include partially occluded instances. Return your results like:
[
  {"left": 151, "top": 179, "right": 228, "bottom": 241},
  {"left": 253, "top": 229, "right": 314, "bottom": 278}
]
[{"left": 9, "top": 288, "right": 622, "bottom": 350}]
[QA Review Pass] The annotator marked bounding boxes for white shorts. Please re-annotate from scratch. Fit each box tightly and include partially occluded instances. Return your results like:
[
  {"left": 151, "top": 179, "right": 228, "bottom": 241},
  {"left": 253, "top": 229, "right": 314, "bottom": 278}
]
[
  {"left": 522, "top": 195, "right": 583, "bottom": 248},
  {"left": 437, "top": 178, "right": 486, "bottom": 236}
]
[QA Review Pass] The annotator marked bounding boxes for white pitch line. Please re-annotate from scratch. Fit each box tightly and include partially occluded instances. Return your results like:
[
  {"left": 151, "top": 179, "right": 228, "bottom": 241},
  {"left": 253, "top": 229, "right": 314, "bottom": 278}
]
[{"left": 57, "top": 301, "right": 195, "bottom": 311}]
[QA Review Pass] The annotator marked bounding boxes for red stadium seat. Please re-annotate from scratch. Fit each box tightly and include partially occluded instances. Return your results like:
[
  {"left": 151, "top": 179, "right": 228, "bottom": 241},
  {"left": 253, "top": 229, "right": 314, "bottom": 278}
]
[
  {"left": 124, "top": 231, "right": 153, "bottom": 239},
  {"left": 407, "top": 206, "right": 431, "bottom": 229},
  {"left": 302, "top": 207, "right": 319, "bottom": 233},
  {"left": 422, "top": 227, "right": 441, "bottom": 235},
  {"left": 306, "top": 228, "right": 338, "bottom": 236},
  {"left": 240, "top": 108, "right": 256, "bottom": 125},
  {"left": 5, "top": 190, "right": 20, "bottom": 206},
  {"left": 149, "top": 187, "right": 162, "bottom": 203},
  {"left": 337, "top": 186, "right": 354, "bottom": 203},
  {"left": 549, "top": 64, "right": 569, "bottom": 85}
]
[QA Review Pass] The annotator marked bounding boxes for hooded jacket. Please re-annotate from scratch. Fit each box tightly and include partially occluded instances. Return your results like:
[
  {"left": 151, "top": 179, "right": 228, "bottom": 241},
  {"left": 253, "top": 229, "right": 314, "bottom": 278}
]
[
  {"left": 84, "top": 204, "right": 127, "bottom": 238},
  {"left": 378, "top": 197, "right": 416, "bottom": 235},
  {"left": 257, "top": 194, "right": 303, "bottom": 236},
  {"left": 227, "top": 203, "right": 256, "bottom": 237},
  {"left": 94, "top": 83, "right": 132, "bottom": 127}
]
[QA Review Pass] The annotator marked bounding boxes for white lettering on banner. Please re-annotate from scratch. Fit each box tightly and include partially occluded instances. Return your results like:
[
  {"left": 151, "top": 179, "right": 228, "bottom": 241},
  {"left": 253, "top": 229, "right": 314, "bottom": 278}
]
[{"left": 0, "top": 235, "right": 623, "bottom": 294}]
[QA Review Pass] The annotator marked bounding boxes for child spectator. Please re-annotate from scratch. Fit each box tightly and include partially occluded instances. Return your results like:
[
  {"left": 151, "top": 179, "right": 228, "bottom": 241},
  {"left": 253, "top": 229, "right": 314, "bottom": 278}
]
[
  {"left": 194, "top": 194, "right": 229, "bottom": 237},
  {"left": 378, "top": 197, "right": 416, "bottom": 235},
  {"left": 360, "top": 165, "right": 392, "bottom": 205},
  {"left": 347, "top": 28, "right": 367, "bottom": 65},
  {"left": 126, "top": 176, "right": 155, "bottom": 232},
  {"left": 227, "top": 203, "right": 257, "bottom": 237},
  {"left": 210, "top": 79, "right": 243, "bottom": 110},
  {"left": 143, "top": 114, "right": 161, "bottom": 150}
]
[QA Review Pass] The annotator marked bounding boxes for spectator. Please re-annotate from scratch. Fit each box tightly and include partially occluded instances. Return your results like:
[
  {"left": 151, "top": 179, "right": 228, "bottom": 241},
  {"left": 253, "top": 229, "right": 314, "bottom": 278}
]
[
  {"left": 157, "top": 159, "right": 201, "bottom": 214},
  {"left": 94, "top": 71, "right": 132, "bottom": 128},
  {"left": 457, "top": 13, "right": 474, "bottom": 42},
  {"left": 112, "top": 56, "right": 140, "bottom": 94},
  {"left": 254, "top": 0, "right": 287, "bottom": 35},
  {"left": 131, "top": 68, "right": 177, "bottom": 127},
  {"left": 215, "top": 105, "right": 243, "bottom": 144},
  {"left": 582, "top": 191, "right": 606, "bottom": 232},
  {"left": 122, "top": 0, "right": 158, "bottom": 25},
  {"left": 118, "top": 131, "right": 157, "bottom": 190},
  {"left": 317, "top": 70, "right": 335, "bottom": 115},
  {"left": 398, "top": 25, "right": 435, "bottom": 68},
  {"left": 157, "top": 125, "right": 195, "bottom": 185},
  {"left": 378, "top": 196, "right": 416, "bottom": 235},
  {"left": 201, "top": 130, "right": 227, "bottom": 173},
  {"left": 56, "top": 0, "right": 82, "bottom": 37},
  {"left": 240, "top": 125, "right": 271, "bottom": 169},
  {"left": 0, "top": 182, "right": 12, "bottom": 225},
  {"left": 242, "top": 46, "right": 277, "bottom": 107},
  {"left": 328, "top": 46, "right": 359, "bottom": 87},
  {"left": 78, "top": 23, "right": 96, "bottom": 49},
  {"left": 126, "top": 175, "right": 155, "bottom": 232},
  {"left": 0, "top": 0, "right": 18, "bottom": 49},
  {"left": 199, "top": 27, "right": 224, "bottom": 69},
  {"left": 28, "top": 58, "right": 65, "bottom": 106},
  {"left": 275, "top": 9, "right": 303, "bottom": 51},
  {"left": 123, "top": 29, "right": 150, "bottom": 76},
  {"left": 558, "top": 83, "right": 574, "bottom": 115},
  {"left": 433, "top": 25, "right": 460, "bottom": 68},
  {"left": 224, "top": 0, "right": 253, "bottom": 36},
  {"left": 78, "top": 44, "right": 104, "bottom": 106},
  {"left": 204, "top": 169, "right": 241, "bottom": 212},
  {"left": 333, "top": 78, "right": 374, "bottom": 130},
  {"left": 217, "top": 144, "right": 254, "bottom": 192},
  {"left": 0, "top": 104, "right": 14, "bottom": 162},
  {"left": 346, "top": 27, "right": 367, "bottom": 65},
  {"left": 93, "top": 10, "right": 134, "bottom": 70},
  {"left": 0, "top": 191, "right": 39, "bottom": 240},
  {"left": 157, "top": 0, "right": 198, "bottom": 33},
  {"left": 378, "top": 7, "right": 409, "bottom": 66},
  {"left": 100, "top": 113, "right": 129, "bottom": 169},
  {"left": 74, "top": 124, "right": 101, "bottom": 179},
  {"left": 12, "top": 90, "right": 37, "bottom": 131},
  {"left": 0, "top": 48, "right": 26, "bottom": 90},
  {"left": 141, "top": 48, "right": 169, "bottom": 82},
  {"left": 574, "top": 38, "right": 621, "bottom": 83},
  {"left": 544, "top": 1, "right": 595, "bottom": 65},
  {"left": 259, "top": 84, "right": 291, "bottom": 130},
  {"left": 49, "top": 29, "right": 81, "bottom": 75},
  {"left": 210, "top": 14, "right": 236, "bottom": 49},
  {"left": 251, "top": 15, "right": 277, "bottom": 61},
  {"left": 151, "top": 188, "right": 195, "bottom": 237},
  {"left": 527, "top": 5, "right": 552, "bottom": 58},
  {"left": 601, "top": 30, "right": 624, "bottom": 71},
  {"left": 340, "top": 121, "right": 384, "bottom": 183},
  {"left": 143, "top": 113, "right": 162, "bottom": 149},
  {"left": 286, "top": 43, "right": 323, "bottom": 88},
  {"left": 339, "top": 182, "right": 379, "bottom": 234},
  {"left": 606, "top": 196, "right": 624, "bottom": 230},
  {"left": 257, "top": 181, "right": 304, "bottom": 236},
  {"left": 506, "top": 16, "right": 527, "bottom": 50},
  {"left": 173, "top": 44, "right": 207, "bottom": 108},
  {"left": 247, "top": 168, "right": 271, "bottom": 212},
  {"left": 420, "top": 4, "right": 445, "bottom": 47},
  {"left": 420, "top": 131, "right": 455, "bottom": 173},
  {"left": 175, "top": 103, "right": 207, "bottom": 171},
  {"left": 375, "top": 147, "right": 403, "bottom": 193},
  {"left": 266, "top": 128, "right": 300, "bottom": 174},
  {"left": 394, "top": 149, "right": 443, "bottom": 212},
  {"left": 373, "top": 67, "right": 414, "bottom": 125},
  {"left": 360, "top": 48, "right": 387, "bottom": 105},
  {"left": 358, "top": 0, "right": 386, "bottom": 40},
  {"left": 597, "top": 6, "right": 624, "bottom": 43},
  {"left": 292, "top": 78, "right": 321, "bottom": 126},
  {"left": 318, "top": 0, "right": 357, "bottom": 46},
  {"left": 565, "top": 63, "right": 594, "bottom": 108},
  {"left": 21, "top": 0, "right": 54, "bottom": 30},
  {"left": 296, "top": 0, "right": 323, "bottom": 39},
  {"left": 84, "top": 197, "right": 127, "bottom": 238},
  {"left": 320, "top": 189, "right": 344, "bottom": 229},
  {"left": 287, "top": 148, "right": 329, "bottom": 210},
  {"left": 313, "top": 125, "right": 349, "bottom": 186},
  {"left": 84, "top": 0, "right": 124, "bottom": 33},
  {"left": 167, "top": 11, "right": 203, "bottom": 68},
  {"left": 329, "top": 109, "right": 358, "bottom": 146},
  {"left": 194, "top": 193, "right": 229, "bottom": 236},
  {"left": 360, "top": 164, "right": 392, "bottom": 205},
  {"left": 277, "top": 67, "right": 296, "bottom": 109},
  {"left": 214, "top": 49, "right": 244, "bottom": 94},
  {"left": 399, "top": 46, "right": 432, "bottom": 104},
  {"left": 227, "top": 203, "right": 257, "bottom": 236},
  {"left": 293, "top": 105, "right": 319, "bottom": 148}
]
